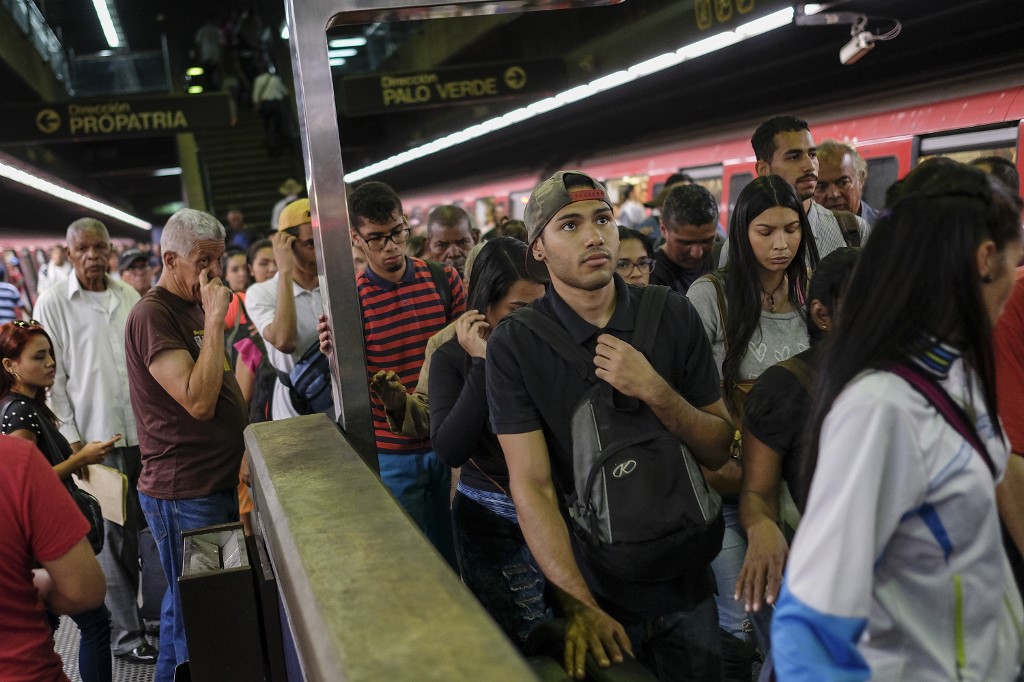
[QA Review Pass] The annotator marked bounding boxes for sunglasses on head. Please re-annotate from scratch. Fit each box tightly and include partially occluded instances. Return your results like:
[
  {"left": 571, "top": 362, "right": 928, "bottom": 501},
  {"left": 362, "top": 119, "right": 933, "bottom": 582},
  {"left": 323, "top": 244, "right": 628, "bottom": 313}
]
[{"left": 10, "top": 319, "right": 41, "bottom": 329}]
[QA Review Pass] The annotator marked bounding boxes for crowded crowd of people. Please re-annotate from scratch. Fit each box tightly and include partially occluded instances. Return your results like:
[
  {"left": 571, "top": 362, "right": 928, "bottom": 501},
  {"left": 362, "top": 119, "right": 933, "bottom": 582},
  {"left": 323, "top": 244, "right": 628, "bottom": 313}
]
[{"left": 2, "top": 112, "right": 1022, "bottom": 682}]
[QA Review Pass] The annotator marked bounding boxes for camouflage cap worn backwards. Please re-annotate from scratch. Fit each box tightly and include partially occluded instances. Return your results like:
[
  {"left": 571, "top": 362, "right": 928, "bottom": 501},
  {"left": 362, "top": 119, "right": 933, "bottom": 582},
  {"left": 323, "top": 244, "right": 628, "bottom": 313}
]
[{"left": 524, "top": 170, "right": 611, "bottom": 245}]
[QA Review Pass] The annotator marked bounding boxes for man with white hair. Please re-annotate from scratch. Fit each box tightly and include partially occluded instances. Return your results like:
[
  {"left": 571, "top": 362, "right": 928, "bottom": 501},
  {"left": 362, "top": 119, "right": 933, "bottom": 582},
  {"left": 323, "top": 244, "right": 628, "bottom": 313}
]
[
  {"left": 814, "top": 139, "right": 879, "bottom": 225},
  {"left": 35, "top": 218, "right": 156, "bottom": 664},
  {"left": 125, "top": 208, "right": 248, "bottom": 682}
]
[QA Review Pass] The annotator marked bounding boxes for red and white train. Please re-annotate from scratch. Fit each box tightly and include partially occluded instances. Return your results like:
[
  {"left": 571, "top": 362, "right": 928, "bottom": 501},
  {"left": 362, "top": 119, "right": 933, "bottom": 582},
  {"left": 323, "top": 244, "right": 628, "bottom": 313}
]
[{"left": 400, "top": 71, "right": 1024, "bottom": 232}]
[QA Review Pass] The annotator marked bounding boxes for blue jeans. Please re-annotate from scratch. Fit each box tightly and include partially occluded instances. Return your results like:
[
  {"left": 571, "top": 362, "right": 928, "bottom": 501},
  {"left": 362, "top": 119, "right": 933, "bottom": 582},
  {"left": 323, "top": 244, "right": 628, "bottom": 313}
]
[
  {"left": 67, "top": 605, "right": 112, "bottom": 682},
  {"left": 711, "top": 502, "right": 772, "bottom": 681},
  {"left": 452, "top": 491, "right": 552, "bottom": 646},
  {"left": 378, "top": 451, "right": 457, "bottom": 569},
  {"left": 623, "top": 595, "right": 721, "bottom": 681},
  {"left": 139, "top": 489, "right": 239, "bottom": 682}
]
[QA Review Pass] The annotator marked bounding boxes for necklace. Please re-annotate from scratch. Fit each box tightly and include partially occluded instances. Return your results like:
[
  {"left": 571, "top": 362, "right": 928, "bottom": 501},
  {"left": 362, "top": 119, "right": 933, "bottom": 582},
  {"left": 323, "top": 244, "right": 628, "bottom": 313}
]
[{"left": 761, "top": 276, "right": 786, "bottom": 313}]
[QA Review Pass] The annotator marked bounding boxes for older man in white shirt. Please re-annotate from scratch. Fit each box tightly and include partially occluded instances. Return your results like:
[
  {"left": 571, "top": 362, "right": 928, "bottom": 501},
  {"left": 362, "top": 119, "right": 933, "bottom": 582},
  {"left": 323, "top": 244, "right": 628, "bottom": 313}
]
[{"left": 34, "top": 218, "right": 157, "bottom": 665}]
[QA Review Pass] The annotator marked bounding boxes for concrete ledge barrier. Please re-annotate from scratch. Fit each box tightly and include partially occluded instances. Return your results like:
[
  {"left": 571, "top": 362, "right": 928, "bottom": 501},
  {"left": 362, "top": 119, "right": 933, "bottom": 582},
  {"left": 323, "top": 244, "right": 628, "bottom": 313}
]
[{"left": 245, "top": 414, "right": 538, "bottom": 681}]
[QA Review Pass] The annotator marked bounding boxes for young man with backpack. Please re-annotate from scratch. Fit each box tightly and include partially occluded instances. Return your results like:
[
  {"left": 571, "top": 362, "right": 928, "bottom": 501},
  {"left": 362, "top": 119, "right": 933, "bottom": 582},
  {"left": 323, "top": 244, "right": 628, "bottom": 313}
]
[
  {"left": 486, "top": 170, "right": 733, "bottom": 680},
  {"left": 246, "top": 199, "right": 324, "bottom": 419},
  {"left": 348, "top": 182, "right": 465, "bottom": 567}
]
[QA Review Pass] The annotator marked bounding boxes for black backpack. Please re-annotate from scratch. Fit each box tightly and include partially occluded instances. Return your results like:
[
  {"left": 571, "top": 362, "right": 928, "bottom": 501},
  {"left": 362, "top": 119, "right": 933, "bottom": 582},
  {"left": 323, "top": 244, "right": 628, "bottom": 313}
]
[{"left": 515, "top": 285, "right": 723, "bottom": 583}]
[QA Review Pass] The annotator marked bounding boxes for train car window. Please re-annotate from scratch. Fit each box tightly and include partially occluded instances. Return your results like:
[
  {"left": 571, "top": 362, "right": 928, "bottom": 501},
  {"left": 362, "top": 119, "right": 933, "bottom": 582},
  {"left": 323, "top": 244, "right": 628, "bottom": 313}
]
[
  {"left": 509, "top": 190, "right": 531, "bottom": 220},
  {"left": 863, "top": 156, "right": 898, "bottom": 211},
  {"left": 683, "top": 165, "right": 724, "bottom": 205},
  {"left": 727, "top": 172, "right": 754, "bottom": 218},
  {"left": 917, "top": 126, "right": 1018, "bottom": 168}
]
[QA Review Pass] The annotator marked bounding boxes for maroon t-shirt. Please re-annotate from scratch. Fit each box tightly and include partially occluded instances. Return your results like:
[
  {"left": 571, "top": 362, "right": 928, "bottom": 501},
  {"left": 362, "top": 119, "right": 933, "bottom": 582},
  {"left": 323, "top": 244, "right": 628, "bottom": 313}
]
[
  {"left": 0, "top": 435, "right": 87, "bottom": 682},
  {"left": 125, "top": 286, "right": 248, "bottom": 499}
]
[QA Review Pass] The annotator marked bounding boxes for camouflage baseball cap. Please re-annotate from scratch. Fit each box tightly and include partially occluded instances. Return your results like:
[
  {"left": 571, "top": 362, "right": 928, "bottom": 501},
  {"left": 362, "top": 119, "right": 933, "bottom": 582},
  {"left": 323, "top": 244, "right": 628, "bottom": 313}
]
[{"left": 524, "top": 170, "right": 611, "bottom": 245}]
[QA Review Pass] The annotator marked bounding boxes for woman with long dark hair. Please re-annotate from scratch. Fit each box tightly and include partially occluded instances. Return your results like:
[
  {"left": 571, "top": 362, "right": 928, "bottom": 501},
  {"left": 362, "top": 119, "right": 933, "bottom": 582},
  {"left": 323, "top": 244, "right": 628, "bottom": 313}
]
[
  {"left": 686, "top": 175, "right": 811, "bottom": 680},
  {"left": 734, "top": 247, "right": 860, "bottom": 612},
  {"left": 772, "top": 161, "right": 1024, "bottom": 680},
  {"left": 0, "top": 320, "right": 121, "bottom": 682},
  {"left": 429, "top": 237, "right": 549, "bottom": 647}
]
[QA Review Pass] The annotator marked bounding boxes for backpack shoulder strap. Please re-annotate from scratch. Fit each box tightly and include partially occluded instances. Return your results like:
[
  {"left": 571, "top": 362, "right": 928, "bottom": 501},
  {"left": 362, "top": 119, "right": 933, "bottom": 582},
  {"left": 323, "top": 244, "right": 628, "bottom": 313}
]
[
  {"left": 830, "top": 209, "right": 863, "bottom": 247},
  {"left": 707, "top": 272, "right": 729, "bottom": 353},
  {"left": 777, "top": 356, "right": 815, "bottom": 394},
  {"left": 886, "top": 361, "right": 996, "bottom": 478},
  {"left": 631, "top": 285, "right": 668, "bottom": 357},
  {"left": 426, "top": 260, "right": 452, "bottom": 319},
  {"left": 513, "top": 307, "right": 594, "bottom": 382}
]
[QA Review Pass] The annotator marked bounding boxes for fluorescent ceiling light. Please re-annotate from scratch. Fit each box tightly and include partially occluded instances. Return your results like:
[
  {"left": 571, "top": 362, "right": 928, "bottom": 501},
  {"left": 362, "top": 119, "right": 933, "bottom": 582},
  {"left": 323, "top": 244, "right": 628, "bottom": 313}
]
[
  {"left": 0, "top": 160, "right": 151, "bottom": 230},
  {"left": 329, "top": 58, "right": 347, "bottom": 67},
  {"left": 344, "top": 7, "right": 795, "bottom": 183},
  {"left": 91, "top": 0, "right": 120, "bottom": 48},
  {"left": 329, "top": 37, "right": 367, "bottom": 48},
  {"left": 186, "top": 67, "right": 204, "bottom": 77},
  {"left": 152, "top": 167, "right": 182, "bottom": 177},
  {"left": 328, "top": 48, "right": 358, "bottom": 59},
  {"left": 187, "top": 85, "right": 204, "bottom": 94}
]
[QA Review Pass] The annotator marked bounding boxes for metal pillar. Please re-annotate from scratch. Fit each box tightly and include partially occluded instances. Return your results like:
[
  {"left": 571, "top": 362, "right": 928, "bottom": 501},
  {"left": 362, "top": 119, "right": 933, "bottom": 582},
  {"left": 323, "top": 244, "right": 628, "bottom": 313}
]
[{"left": 283, "top": 0, "right": 619, "bottom": 470}]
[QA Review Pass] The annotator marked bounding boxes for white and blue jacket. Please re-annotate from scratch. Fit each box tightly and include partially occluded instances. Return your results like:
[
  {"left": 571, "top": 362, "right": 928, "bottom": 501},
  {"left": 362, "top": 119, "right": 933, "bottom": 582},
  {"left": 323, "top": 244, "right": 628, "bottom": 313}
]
[{"left": 773, "top": 349, "right": 1024, "bottom": 681}]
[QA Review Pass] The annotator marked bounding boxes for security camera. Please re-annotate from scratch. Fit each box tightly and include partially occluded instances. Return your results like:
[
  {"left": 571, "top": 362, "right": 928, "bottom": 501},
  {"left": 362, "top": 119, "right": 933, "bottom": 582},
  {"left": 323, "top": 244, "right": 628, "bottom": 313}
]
[{"left": 840, "top": 31, "right": 875, "bottom": 65}]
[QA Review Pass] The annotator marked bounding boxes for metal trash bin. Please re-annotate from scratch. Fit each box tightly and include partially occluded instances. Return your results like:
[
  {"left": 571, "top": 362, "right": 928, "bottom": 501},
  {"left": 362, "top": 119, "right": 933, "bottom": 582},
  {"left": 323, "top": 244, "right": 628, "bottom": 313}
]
[{"left": 179, "top": 522, "right": 267, "bottom": 682}]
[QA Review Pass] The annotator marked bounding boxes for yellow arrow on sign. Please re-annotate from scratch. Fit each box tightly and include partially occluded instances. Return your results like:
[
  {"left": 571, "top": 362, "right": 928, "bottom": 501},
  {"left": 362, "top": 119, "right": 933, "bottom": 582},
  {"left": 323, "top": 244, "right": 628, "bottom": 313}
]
[{"left": 36, "top": 109, "right": 61, "bottom": 134}]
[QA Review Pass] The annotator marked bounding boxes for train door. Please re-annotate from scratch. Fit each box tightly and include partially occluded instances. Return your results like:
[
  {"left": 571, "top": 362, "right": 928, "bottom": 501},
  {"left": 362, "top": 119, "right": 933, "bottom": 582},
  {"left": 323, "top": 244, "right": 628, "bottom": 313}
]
[
  {"left": 721, "top": 162, "right": 755, "bottom": 233},
  {"left": 508, "top": 189, "right": 531, "bottom": 220},
  {"left": 474, "top": 196, "right": 509, "bottom": 236},
  {"left": 604, "top": 174, "right": 649, "bottom": 227}
]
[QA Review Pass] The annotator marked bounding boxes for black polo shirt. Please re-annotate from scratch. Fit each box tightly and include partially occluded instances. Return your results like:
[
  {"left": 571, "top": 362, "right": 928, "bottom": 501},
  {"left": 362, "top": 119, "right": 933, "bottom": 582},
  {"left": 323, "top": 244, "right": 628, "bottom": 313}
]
[
  {"left": 486, "top": 275, "right": 721, "bottom": 622},
  {"left": 648, "top": 247, "right": 713, "bottom": 294}
]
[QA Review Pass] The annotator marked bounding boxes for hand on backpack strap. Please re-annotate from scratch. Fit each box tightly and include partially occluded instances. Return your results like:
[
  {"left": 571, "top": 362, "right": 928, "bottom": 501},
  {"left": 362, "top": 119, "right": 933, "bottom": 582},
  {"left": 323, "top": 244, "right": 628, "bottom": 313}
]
[{"left": 593, "top": 333, "right": 661, "bottom": 402}]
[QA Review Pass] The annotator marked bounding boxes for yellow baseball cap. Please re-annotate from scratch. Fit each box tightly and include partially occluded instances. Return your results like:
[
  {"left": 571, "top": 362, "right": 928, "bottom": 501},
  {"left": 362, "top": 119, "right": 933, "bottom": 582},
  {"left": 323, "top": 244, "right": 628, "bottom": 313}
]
[{"left": 278, "top": 198, "right": 311, "bottom": 231}]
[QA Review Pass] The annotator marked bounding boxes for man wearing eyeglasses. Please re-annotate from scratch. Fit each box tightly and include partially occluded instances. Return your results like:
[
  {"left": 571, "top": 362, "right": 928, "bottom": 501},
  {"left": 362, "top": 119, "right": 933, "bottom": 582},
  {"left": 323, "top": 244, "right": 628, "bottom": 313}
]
[
  {"left": 650, "top": 184, "right": 719, "bottom": 294},
  {"left": 425, "top": 205, "right": 477, "bottom": 277},
  {"left": 246, "top": 199, "right": 322, "bottom": 419},
  {"left": 347, "top": 181, "right": 465, "bottom": 567}
]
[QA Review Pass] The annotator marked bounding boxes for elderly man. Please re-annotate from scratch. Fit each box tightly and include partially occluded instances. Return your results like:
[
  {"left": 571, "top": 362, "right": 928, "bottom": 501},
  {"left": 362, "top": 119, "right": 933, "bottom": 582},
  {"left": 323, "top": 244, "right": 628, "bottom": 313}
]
[
  {"left": 118, "top": 248, "right": 154, "bottom": 298},
  {"left": 246, "top": 198, "right": 322, "bottom": 419},
  {"left": 424, "top": 205, "right": 476, "bottom": 277},
  {"left": 125, "top": 208, "right": 248, "bottom": 682},
  {"left": 34, "top": 218, "right": 156, "bottom": 664},
  {"left": 814, "top": 139, "right": 878, "bottom": 225}
]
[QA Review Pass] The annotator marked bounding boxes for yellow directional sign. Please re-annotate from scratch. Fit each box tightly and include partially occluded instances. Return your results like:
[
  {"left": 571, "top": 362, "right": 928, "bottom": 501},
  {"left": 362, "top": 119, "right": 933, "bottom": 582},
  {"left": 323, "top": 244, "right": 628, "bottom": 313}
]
[
  {"left": 36, "top": 109, "right": 61, "bottom": 134},
  {"left": 0, "top": 94, "right": 232, "bottom": 145},
  {"left": 340, "top": 59, "right": 566, "bottom": 117}
]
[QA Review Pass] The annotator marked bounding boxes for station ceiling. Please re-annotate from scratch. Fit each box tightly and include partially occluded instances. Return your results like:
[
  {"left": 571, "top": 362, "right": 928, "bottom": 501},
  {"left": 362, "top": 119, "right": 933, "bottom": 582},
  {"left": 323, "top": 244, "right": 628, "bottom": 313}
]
[{"left": 0, "top": 0, "right": 1022, "bottom": 241}]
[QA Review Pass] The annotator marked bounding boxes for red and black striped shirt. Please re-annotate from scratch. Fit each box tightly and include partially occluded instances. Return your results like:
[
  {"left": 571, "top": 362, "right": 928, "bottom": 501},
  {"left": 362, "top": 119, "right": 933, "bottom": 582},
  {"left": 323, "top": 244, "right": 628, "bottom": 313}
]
[{"left": 357, "top": 257, "right": 465, "bottom": 453}]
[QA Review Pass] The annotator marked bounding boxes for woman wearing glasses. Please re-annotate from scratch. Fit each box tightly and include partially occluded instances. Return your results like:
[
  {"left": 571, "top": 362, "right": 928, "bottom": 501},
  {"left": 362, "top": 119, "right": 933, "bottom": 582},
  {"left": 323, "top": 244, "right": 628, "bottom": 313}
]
[
  {"left": 0, "top": 320, "right": 122, "bottom": 682},
  {"left": 615, "top": 227, "right": 655, "bottom": 287},
  {"left": 685, "top": 175, "right": 811, "bottom": 681}
]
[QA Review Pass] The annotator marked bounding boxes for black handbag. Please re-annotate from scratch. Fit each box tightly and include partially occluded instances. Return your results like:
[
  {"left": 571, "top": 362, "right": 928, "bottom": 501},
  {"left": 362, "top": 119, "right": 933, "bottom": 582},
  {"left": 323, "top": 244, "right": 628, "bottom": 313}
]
[{"left": 1, "top": 396, "right": 104, "bottom": 554}]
